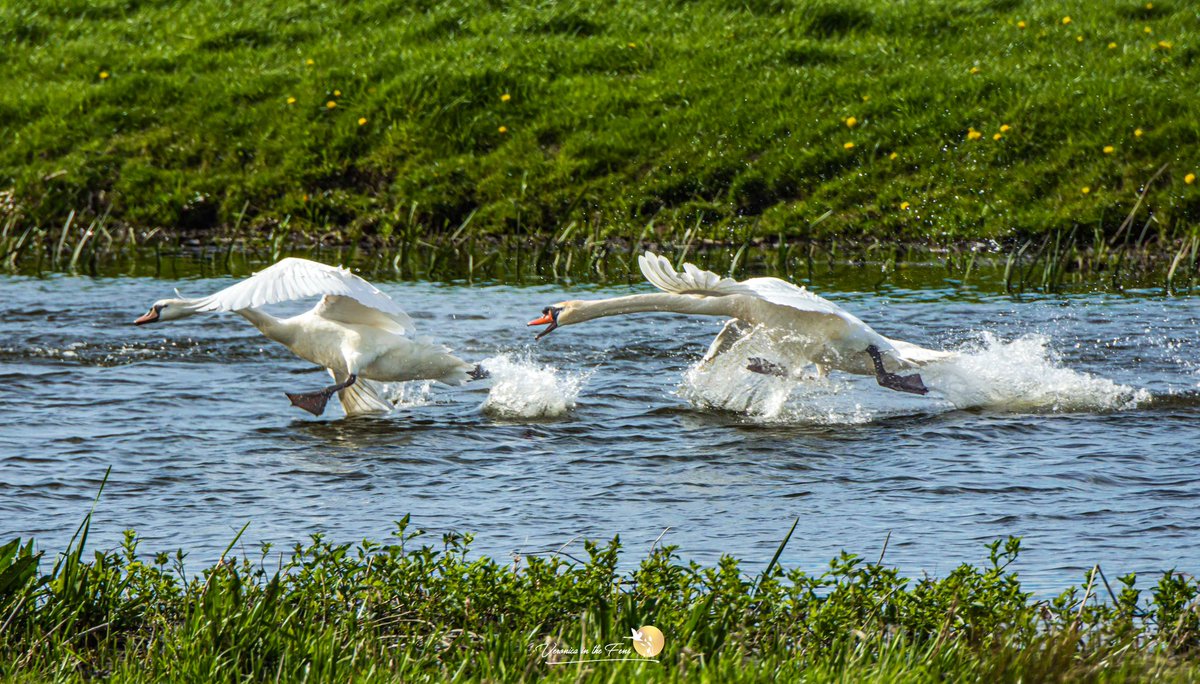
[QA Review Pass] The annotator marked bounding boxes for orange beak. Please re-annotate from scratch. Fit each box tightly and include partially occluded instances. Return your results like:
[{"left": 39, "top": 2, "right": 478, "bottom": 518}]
[
  {"left": 528, "top": 311, "right": 559, "bottom": 340},
  {"left": 134, "top": 309, "right": 159, "bottom": 325}
]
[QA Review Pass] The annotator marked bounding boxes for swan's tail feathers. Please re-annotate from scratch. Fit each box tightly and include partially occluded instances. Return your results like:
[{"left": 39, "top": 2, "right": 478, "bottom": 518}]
[
  {"left": 337, "top": 377, "right": 395, "bottom": 416},
  {"left": 434, "top": 356, "right": 478, "bottom": 387},
  {"left": 884, "top": 338, "right": 957, "bottom": 368}
]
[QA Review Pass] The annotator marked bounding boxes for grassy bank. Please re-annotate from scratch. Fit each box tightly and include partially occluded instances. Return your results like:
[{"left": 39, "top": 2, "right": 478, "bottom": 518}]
[
  {"left": 2, "top": 510, "right": 1199, "bottom": 682},
  {"left": 2, "top": 0, "right": 1199, "bottom": 259}
]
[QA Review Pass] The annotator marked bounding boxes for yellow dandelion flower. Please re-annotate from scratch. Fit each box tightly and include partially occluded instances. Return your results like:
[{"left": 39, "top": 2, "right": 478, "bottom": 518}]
[
  {"left": 845, "top": 116, "right": 858, "bottom": 128},
  {"left": 358, "top": 117, "right": 367, "bottom": 126},
  {"left": 302, "top": 194, "right": 309, "bottom": 202},
  {"left": 1146, "top": 2, "right": 1153, "bottom": 8},
  {"left": 1000, "top": 124, "right": 1011, "bottom": 132},
  {"left": 1144, "top": 26, "right": 1152, "bottom": 34},
  {"left": 305, "top": 58, "right": 314, "bottom": 66},
  {"left": 98, "top": 71, "right": 109, "bottom": 80},
  {"left": 1081, "top": 186, "right": 1091, "bottom": 194},
  {"left": 627, "top": 42, "right": 637, "bottom": 48},
  {"left": 1061, "top": 16, "right": 1071, "bottom": 25},
  {"left": 889, "top": 152, "right": 898, "bottom": 160},
  {"left": 843, "top": 142, "right": 855, "bottom": 150},
  {"left": 1108, "top": 42, "right": 1118, "bottom": 49},
  {"left": 862, "top": 94, "right": 870, "bottom": 102},
  {"left": 501, "top": 93, "right": 511, "bottom": 102},
  {"left": 1076, "top": 35, "right": 1084, "bottom": 42},
  {"left": 1157, "top": 40, "right": 1172, "bottom": 50},
  {"left": 1134, "top": 128, "right": 1144, "bottom": 137},
  {"left": 499, "top": 125, "right": 508, "bottom": 134},
  {"left": 1017, "top": 20, "right": 1026, "bottom": 29},
  {"left": 993, "top": 133, "right": 1002, "bottom": 141},
  {"left": 1186, "top": 173, "right": 1196, "bottom": 185},
  {"left": 900, "top": 201, "right": 911, "bottom": 210},
  {"left": 969, "top": 66, "right": 981, "bottom": 74},
  {"left": 967, "top": 129, "right": 982, "bottom": 141},
  {"left": 333, "top": 89, "right": 341, "bottom": 97},
  {"left": 1103, "top": 145, "right": 1114, "bottom": 154},
  {"left": 286, "top": 96, "right": 296, "bottom": 105},
  {"left": 326, "top": 100, "right": 337, "bottom": 109}
]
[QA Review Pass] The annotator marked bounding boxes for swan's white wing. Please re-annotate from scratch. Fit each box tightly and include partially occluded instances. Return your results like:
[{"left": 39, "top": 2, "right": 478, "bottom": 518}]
[
  {"left": 637, "top": 251, "right": 863, "bottom": 326},
  {"left": 737, "top": 277, "right": 867, "bottom": 327},
  {"left": 314, "top": 295, "right": 412, "bottom": 336},
  {"left": 639, "top": 252, "right": 735, "bottom": 295},
  {"left": 191, "top": 258, "right": 415, "bottom": 332}
]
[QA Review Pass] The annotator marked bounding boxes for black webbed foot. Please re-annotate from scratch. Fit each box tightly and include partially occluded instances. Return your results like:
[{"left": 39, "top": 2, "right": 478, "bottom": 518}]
[
  {"left": 865, "top": 345, "right": 929, "bottom": 396},
  {"left": 746, "top": 357, "right": 790, "bottom": 378},
  {"left": 286, "top": 374, "right": 358, "bottom": 416}
]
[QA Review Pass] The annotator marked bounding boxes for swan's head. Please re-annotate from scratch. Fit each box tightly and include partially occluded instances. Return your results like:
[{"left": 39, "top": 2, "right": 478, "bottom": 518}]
[
  {"left": 527, "top": 304, "right": 564, "bottom": 340},
  {"left": 134, "top": 298, "right": 193, "bottom": 325},
  {"left": 529, "top": 302, "right": 593, "bottom": 340}
]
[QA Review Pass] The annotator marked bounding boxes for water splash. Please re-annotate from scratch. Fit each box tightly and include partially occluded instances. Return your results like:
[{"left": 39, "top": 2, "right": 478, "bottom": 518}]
[
  {"left": 677, "top": 330, "right": 882, "bottom": 424},
  {"left": 679, "top": 330, "right": 1147, "bottom": 423},
  {"left": 480, "top": 353, "right": 589, "bottom": 419},
  {"left": 382, "top": 380, "right": 436, "bottom": 408},
  {"left": 922, "top": 333, "right": 1148, "bottom": 412}
]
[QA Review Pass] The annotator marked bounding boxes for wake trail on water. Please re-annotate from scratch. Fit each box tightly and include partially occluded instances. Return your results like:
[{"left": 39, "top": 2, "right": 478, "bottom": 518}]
[
  {"left": 678, "top": 331, "right": 1149, "bottom": 424},
  {"left": 478, "top": 353, "right": 590, "bottom": 419}
]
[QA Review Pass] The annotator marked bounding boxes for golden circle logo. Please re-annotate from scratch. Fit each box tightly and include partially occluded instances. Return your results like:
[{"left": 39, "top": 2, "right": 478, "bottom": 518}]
[{"left": 628, "top": 625, "right": 664, "bottom": 658}]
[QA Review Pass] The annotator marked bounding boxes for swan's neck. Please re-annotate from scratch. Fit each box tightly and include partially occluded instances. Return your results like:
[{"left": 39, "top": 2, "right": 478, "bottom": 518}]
[
  {"left": 235, "top": 307, "right": 296, "bottom": 344},
  {"left": 565, "top": 293, "right": 736, "bottom": 325}
]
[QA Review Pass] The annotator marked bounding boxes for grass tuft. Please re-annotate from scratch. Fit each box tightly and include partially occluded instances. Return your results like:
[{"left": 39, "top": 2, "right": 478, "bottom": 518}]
[{"left": 1, "top": 512, "right": 1199, "bottom": 682}]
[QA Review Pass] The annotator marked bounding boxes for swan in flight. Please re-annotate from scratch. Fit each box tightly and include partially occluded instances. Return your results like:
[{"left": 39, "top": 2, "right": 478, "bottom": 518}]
[
  {"left": 528, "top": 252, "right": 954, "bottom": 395},
  {"left": 134, "top": 258, "right": 484, "bottom": 417}
]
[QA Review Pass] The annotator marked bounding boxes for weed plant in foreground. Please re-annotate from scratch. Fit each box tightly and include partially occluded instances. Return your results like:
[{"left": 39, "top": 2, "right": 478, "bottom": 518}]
[{"left": 1, "top": 508, "right": 1198, "bottom": 682}]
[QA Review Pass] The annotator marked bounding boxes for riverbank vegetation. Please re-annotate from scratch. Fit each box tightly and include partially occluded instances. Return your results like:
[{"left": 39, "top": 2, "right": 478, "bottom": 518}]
[
  {"left": 2, "top": 0, "right": 1199, "bottom": 278},
  {"left": 2, "top": 508, "right": 1199, "bottom": 682}
]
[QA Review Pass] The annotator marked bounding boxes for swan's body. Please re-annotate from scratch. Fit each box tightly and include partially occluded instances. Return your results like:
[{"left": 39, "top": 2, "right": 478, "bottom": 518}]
[
  {"left": 135, "top": 258, "right": 477, "bottom": 416},
  {"left": 529, "top": 252, "right": 954, "bottom": 394}
]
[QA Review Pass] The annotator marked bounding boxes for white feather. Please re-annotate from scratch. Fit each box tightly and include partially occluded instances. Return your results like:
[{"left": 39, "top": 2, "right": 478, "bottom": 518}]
[{"left": 190, "top": 257, "right": 415, "bottom": 333}]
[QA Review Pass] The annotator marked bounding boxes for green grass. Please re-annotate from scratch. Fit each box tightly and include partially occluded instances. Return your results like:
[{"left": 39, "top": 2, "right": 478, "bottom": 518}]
[
  {"left": 2, "top": 503, "right": 1200, "bottom": 682},
  {"left": 2, "top": 0, "right": 1199, "bottom": 255}
]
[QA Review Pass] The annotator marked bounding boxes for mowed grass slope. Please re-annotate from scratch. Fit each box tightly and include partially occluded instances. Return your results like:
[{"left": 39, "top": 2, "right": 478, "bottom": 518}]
[{"left": 2, "top": 0, "right": 1199, "bottom": 245}]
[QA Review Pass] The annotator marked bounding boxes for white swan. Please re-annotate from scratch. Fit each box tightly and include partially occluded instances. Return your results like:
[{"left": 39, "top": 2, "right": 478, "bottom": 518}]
[
  {"left": 134, "top": 257, "right": 482, "bottom": 416},
  {"left": 528, "top": 252, "right": 954, "bottom": 395}
]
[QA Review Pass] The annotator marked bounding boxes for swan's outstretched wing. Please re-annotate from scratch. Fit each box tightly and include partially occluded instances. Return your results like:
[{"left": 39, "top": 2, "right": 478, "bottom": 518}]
[
  {"left": 637, "top": 251, "right": 864, "bottom": 327},
  {"left": 314, "top": 295, "right": 412, "bottom": 336},
  {"left": 191, "top": 258, "right": 415, "bottom": 332}
]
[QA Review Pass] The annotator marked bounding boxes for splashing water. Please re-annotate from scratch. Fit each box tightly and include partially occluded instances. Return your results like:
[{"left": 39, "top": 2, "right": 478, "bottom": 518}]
[
  {"left": 679, "top": 331, "right": 1147, "bottom": 424},
  {"left": 480, "top": 353, "right": 589, "bottom": 419},
  {"left": 382, "top": 380, "right": 436, "bottom": 408},
  {"left": 677, "top": 329, "right": 882, "bottom": 425},
  {"left": 922, "top": 333, "right": 1149, "bottom": 412}
]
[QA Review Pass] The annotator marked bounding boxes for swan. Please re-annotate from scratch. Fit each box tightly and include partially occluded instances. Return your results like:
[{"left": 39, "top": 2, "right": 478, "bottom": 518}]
[
  {"left": 134, "top": 257, "right": 484, "bottom": 417},
  {"left": 528, "top": 251, "right": 954, "bottom": 395}
]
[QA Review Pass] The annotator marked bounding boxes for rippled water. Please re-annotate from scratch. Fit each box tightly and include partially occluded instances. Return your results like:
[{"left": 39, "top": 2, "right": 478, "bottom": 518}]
[{"left": 2, "top": 273, "right": 1199, "bottom": 592}]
